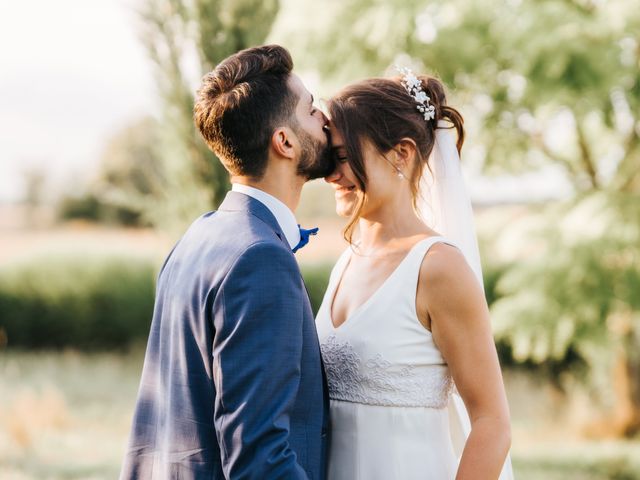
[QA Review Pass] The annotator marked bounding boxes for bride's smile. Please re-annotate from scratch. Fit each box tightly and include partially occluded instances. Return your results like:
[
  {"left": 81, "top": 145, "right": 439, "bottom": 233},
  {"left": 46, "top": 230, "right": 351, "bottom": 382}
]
[{"left": 333, "top": 184, "right": 356, "bottom": 197}]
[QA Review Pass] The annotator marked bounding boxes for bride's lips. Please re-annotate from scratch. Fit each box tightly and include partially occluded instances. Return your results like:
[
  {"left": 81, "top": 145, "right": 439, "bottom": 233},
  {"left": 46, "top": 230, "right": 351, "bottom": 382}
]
[{"left": 335, "top": 185, "right": 356, "bottom": 197}]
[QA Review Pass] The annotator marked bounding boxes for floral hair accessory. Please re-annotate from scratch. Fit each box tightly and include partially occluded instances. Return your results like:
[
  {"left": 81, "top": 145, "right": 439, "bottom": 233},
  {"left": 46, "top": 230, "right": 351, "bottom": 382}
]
[{"left": 395, "top": 66, "right": 436, "bottom": 121}]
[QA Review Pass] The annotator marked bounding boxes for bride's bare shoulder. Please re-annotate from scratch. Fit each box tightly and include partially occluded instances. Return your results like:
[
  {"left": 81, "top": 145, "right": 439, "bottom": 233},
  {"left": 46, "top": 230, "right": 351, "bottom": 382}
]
[
  {"left": 416, "top": 240, "right": 484, "bottom": 331},
  {"left": 420, "top": 241, "right": 480, "bottom": 295}
]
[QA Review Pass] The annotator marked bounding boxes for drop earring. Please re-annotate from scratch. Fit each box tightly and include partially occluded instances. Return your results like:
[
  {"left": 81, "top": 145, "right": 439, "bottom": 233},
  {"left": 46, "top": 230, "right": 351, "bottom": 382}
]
[{"left": 383, "top": 155, "right": 407, "bottom": 180}]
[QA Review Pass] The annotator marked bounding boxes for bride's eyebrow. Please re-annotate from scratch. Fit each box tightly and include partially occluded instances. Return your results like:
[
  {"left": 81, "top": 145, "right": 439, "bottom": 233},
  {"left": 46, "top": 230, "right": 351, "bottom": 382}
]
[{"left": 332, "top": 146, "right": 346, "bottom": 155}]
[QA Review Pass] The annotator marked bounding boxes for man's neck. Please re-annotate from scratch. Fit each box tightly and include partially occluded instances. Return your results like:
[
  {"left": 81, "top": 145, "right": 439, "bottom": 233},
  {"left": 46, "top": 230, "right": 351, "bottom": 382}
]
[{"left": 231, "top": 175, "right": 304, "bottom": 213}]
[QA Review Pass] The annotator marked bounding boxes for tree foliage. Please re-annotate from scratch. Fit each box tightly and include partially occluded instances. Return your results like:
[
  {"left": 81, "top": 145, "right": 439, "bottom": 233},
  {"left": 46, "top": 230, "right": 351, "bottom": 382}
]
[
  {"left": 295, "top": 0, "right": 640, "bottom": 193},
  {"left": 135, "top": 0, "right": 280, "bottom": 231},
  {"left": 59, "top": 117, "right": 165, "bottom": 226},
  {"left": 490, "top": 192, "right": 640, "bottom": 434}
]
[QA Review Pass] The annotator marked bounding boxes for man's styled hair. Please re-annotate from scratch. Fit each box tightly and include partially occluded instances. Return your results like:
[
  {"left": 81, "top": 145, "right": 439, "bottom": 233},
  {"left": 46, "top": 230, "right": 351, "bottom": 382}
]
[{"left": 194, "top": 45, "right": 298, "bottom": 179}]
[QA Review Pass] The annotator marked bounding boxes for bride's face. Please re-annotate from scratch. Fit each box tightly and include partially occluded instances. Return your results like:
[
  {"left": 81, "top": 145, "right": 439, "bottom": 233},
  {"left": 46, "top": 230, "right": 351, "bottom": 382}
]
[
  {"left": 324, "top": 126, "right": 359, "bottom": 217},
  {"left": 325, "top": 124, "right": 403, "bottom": 218}
]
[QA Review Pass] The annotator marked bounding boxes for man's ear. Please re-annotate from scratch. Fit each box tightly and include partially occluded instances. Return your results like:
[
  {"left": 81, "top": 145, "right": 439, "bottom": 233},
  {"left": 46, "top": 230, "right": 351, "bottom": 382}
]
[
  {"left": 394, "top": 137, "right": 418, "bottom": 169},
  {"left": 271, "top": 127, "right": 296, "bottom": 160}
]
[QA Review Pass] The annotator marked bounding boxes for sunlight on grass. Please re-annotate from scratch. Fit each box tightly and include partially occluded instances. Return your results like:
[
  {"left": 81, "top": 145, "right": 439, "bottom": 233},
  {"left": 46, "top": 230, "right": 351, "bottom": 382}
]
[
  {"left": 0, "top": 350, "right": 144, "bottom": 479},
  {"left": 0, "top": 350, "right": 638, "bottom": 479}
]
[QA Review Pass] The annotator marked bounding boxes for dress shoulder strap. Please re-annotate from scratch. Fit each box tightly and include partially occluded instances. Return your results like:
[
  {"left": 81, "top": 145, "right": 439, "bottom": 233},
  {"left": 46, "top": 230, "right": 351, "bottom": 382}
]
[
  {"left": 408, "top": 236, "right": 460, "bottom": 263},
  {"left": 396, "top": 236, "right": 461, "bottom": 299}
]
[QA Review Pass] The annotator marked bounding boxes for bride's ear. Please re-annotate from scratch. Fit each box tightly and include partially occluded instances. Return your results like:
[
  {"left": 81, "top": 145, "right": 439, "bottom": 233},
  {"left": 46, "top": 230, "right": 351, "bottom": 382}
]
[
  {"left": 271, "top": 127, "right": 296, "bottom": 160},
  {"left": 393, "top": 138, "right": 418, "bottom": 169}
]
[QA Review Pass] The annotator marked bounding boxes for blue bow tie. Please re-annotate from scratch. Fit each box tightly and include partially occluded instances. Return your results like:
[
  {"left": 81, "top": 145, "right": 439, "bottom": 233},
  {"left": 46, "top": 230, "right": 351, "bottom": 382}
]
[{"left": 292, "top": 225, "right": 319, "bottom": 253}]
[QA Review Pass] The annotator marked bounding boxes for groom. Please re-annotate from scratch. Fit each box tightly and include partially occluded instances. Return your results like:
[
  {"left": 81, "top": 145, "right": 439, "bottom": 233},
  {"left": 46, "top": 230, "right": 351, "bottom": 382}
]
[{"left": 120, "top": 45, "right": 332, "bottom": 479}]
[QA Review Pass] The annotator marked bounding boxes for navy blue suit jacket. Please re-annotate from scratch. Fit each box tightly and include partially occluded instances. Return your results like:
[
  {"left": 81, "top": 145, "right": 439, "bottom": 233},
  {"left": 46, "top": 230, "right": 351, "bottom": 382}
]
[{"left": 120, "top": 191, "right": 329, "bottom": 479}]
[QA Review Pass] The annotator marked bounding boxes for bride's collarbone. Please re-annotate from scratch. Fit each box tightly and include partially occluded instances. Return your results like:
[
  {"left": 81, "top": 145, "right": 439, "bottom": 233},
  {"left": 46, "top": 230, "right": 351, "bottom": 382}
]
[
  {"left": 331, "top": 251, "right": 408, "bottom": 322},
  {"left": 344, "top": 252, "right": 405, "bottom": 285},
  {"left": 331, "top": 236, "right": 438, "bottom": 327}
]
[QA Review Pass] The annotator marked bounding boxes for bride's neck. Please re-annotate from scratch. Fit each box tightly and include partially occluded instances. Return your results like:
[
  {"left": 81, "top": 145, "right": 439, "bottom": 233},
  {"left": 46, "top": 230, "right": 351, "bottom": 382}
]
[{"left": 357, "top": 204, "right": 428, "bottom": 252}]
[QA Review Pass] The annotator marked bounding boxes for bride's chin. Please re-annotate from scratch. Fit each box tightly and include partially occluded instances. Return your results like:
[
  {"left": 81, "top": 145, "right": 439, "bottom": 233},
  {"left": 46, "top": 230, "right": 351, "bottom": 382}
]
[{"left": 335, "top": 201, "right": 355, "bottom": 218}]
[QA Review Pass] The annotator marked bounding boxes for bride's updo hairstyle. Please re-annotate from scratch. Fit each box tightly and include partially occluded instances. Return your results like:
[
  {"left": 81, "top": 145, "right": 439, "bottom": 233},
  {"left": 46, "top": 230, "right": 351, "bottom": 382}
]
[{"left": 328, "top": 74, "right": 464, "bottom": 243}]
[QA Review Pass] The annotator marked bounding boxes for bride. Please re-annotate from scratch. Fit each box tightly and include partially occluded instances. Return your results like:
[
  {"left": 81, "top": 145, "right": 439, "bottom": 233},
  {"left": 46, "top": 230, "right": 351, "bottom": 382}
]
[{"left": 316, "top": 69, "right": 514, "bottom": 479}]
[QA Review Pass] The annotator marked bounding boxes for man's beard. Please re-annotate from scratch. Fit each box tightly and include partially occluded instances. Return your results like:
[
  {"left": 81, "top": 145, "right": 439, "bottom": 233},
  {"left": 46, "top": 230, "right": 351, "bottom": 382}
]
[{"left": 295, "top": 128, "right": 335, "bottom": 180}]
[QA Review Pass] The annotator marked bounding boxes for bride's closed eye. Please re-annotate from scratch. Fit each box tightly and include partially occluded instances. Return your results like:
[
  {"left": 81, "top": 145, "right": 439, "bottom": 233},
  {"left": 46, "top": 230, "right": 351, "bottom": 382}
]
[{"left": 333, "top": 148, "right": 348, "bottom": 163}]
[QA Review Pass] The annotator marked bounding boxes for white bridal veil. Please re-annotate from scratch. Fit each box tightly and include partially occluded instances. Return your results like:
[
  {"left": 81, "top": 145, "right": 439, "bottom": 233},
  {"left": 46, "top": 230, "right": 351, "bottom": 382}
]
[
  {"left": 418, "top": 121, "right": 515, "bottom": 480},
  {"left": 417, "top": 120, "right": 484, "bottom": 288}
]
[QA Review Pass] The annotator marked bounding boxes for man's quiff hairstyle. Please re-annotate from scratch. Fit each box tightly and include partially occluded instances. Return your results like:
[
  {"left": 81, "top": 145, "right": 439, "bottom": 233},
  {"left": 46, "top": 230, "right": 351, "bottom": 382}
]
[{"left": 194, "top": 45, "right": 298, "bottom": 179}]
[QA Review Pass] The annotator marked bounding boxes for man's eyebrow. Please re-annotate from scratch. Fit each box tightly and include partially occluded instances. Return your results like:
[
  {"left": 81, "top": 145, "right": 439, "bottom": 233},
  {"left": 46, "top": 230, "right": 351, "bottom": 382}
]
[{"left": 310, "top": 94, "right": 314, "bottom": 105}]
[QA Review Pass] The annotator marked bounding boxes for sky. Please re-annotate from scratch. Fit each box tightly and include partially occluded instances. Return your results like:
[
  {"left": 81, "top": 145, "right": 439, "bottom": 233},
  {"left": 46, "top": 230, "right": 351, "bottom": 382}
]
[
  {"left": 0, "top": 0, "right": 156, "bottom": 203},
  {"left": 0, "top": 0, "right": 573, "bottom": 206}
]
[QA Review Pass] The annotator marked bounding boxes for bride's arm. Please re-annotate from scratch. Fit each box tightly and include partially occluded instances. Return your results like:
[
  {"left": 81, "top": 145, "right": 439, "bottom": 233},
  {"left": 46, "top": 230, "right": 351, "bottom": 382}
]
[{"left": 418, "top": 243, "right": 511, "bottom": 480}]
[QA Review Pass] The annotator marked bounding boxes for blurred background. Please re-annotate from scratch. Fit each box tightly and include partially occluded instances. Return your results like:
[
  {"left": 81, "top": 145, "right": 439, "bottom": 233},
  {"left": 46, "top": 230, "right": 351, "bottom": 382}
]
[{"left": 0, "top": 0, "right": 639, "bottom": 478}]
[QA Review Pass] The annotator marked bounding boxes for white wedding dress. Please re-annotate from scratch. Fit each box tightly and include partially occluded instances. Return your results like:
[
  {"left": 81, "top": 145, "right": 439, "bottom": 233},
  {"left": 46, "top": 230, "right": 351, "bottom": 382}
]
[{"left": 316, "top": 236, "right": 483, "bottom": 479}]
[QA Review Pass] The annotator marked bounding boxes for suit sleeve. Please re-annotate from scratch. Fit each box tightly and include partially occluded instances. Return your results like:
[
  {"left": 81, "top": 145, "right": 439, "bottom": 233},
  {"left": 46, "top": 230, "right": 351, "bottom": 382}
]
[{"left": 212, "top": 241, "right": 309, "bottom": 480}]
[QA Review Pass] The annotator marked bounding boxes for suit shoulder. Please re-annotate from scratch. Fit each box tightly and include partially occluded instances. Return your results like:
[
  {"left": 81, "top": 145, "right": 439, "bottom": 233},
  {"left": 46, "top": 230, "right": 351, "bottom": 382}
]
[
  {"left": 230, "top": 240, "right": 297, "bottom": 274},
  {"left": 200, "top": 209, "right": 282, "bottom": 243}
]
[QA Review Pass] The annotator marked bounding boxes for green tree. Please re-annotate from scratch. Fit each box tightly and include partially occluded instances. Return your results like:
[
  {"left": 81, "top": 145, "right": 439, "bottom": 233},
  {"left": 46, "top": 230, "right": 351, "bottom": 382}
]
[
  {"left": 293, "top": 0, "right": 640, "bottom": 193},
  {"left": 58, "top": 117, "right": 162, "bottom": 226},
  {"left": 137, "top": 0, "right": 279, "bottom": 231},
  {"left": 93, "top": 116, "right": 163, "bottom": 226},
  {"left": 490, "top": 192, "right": 640, "bottom": 436}
]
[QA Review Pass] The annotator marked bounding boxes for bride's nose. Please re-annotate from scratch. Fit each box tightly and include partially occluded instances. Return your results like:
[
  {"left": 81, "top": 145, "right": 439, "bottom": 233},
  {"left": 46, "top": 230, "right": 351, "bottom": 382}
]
[{"left": 324, "top": 166, "right": 342, "bottom": 183}]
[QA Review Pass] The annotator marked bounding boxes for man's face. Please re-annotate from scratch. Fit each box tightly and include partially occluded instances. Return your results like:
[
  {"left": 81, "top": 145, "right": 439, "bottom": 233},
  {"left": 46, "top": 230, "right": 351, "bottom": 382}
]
[{"left": 287, "top": 74, "right": 335, "bottom": 180}]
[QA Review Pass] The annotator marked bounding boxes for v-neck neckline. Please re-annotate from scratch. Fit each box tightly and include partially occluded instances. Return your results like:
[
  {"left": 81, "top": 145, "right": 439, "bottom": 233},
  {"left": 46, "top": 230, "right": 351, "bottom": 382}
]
[{"left": 328, "top": 236, "right": 441, "bottom": 330}]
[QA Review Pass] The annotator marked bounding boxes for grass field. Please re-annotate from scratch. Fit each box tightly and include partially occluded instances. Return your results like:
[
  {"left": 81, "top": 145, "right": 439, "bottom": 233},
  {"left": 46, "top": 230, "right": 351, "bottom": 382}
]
[
  {"left": 0, "top": 350, "right": 638, "bottom": 479},
  {"left": 0, "top": 350, "right": 140, "bottom": 479}
]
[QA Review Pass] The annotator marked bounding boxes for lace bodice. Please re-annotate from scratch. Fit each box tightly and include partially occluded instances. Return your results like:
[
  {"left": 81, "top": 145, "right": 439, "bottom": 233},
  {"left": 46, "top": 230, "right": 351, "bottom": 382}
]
[
  {"left": 316, "top": 237, "right": 457, "bottom": 409},
  {"left": 320, "top": 334, "right": 452, "bottom": 408}
]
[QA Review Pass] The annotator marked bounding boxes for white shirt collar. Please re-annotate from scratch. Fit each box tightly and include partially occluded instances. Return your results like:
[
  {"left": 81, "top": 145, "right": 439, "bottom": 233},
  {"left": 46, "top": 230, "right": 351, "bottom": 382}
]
[{"left": 231, "top": 183, "right": 301, "bottom": 249}]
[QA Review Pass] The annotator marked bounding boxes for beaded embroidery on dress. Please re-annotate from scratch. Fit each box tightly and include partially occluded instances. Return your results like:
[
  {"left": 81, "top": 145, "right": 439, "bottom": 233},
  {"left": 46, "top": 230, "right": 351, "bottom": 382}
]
[{"left": 320, "top": 334, "right": 453, "bottom": 408}]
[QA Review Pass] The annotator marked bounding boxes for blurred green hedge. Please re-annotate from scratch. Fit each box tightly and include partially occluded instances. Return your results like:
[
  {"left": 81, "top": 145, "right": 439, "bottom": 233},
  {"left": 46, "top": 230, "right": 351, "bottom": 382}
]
[
  {"left": 0, "top": 253, "right": 508, "bottom": 351},
  {"left": 301, "top": 263, "right": 333, "bottom": 314},
  {"left": 0, "top": 255, "right": 157, "bottom": 349},
  {"left": 0, "top": 255, "right": 333, "bottom": 350}
]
